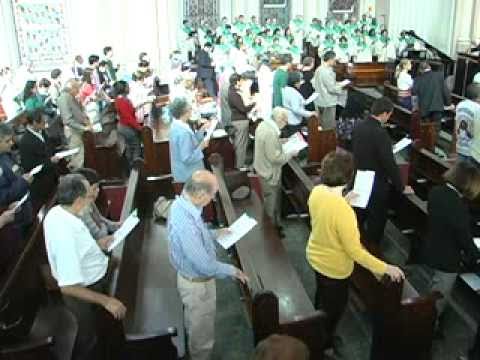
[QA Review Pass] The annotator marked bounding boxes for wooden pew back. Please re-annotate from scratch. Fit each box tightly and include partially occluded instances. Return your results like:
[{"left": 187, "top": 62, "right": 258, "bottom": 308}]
[
  {"left": 83, "top": 130, "right": 123, "bottom": 180},
  {"left": 307, "top": 116, "right": 337, "bottom": 163}
]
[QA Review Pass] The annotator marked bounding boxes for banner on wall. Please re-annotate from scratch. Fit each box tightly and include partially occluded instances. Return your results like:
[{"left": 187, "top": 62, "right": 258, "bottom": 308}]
[{"left": 12, "top": 0, "right": 69, "bottom": 71}]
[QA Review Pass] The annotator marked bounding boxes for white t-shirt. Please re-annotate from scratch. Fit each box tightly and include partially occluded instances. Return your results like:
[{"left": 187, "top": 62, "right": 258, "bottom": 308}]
[{"left": 44, "top": 205, "right": 108, "bottom": 287}]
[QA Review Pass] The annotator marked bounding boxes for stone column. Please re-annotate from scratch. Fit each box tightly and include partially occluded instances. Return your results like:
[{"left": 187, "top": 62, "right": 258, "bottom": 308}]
[{"left": 452, "top": 0, "right": 475, "bottom": 54}]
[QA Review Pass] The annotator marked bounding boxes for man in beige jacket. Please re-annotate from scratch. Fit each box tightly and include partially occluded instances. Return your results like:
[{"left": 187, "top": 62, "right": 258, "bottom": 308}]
[{"left": 254, "top": 107, "right": 298, "bottom": 235}]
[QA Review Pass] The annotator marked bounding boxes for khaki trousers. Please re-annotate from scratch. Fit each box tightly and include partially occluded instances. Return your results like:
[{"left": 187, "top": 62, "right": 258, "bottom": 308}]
[
  {"left": 65, "top": 128, "right": 85, "bottom": 169},
  {"left": 177, "top": 274, "right": 216, "bottom": 360},
  {"left": 260, "top": 177, "right": 282, "bottom": 225},
  {"left": 232, "top": 119, "right": 250, "bottom": 168},
  {"left": 317, "top": 106, "right": 336, "bottom": 130}
]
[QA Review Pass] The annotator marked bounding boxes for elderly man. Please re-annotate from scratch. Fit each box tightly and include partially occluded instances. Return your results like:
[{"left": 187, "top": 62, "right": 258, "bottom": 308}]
[
  {"left": 254, "top": 107, "right": 298, "bottom": 235},
  {"left": 44, "top": 174, "right": 126, "bottom": 360},
  {"left": 167, "top": 170, "right": 248, "bottom": 360},
  {"left": 57, "top": 79, "right": 92, "bottom": 169},
  {"left": 313, "top": 50, "right": 347, "bottom": 129}
]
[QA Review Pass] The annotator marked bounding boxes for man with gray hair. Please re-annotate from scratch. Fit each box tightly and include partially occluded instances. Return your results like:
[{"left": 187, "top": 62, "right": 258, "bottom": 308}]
[
  {"left": 44, "top": 173, "right": 126, "bottom": 360},
  {"left": 254, "top": 107, "right": 298, "bottom": 236},
  {"left": 167, "top": 169, "right": 248, "bottom": 360},
  {"left": 57, "top": 79, "right": 92, "bottom": 169}
]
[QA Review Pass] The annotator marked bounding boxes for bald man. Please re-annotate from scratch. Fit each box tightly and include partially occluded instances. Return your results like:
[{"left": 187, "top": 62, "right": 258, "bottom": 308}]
[
  {"left": 167, "top": 170, "right": 248, "bottom": 360},
  {"left": 253, "top": 334, "right": 309, "bottom": 360}
]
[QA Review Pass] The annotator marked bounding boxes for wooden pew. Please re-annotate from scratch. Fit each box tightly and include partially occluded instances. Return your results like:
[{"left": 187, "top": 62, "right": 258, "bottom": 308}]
[
  {"left": 83, "top": 130, "right": 123, "bottom": 180},
  {"left": 336, "top": 62, "right": 394, "bottom": 87},
  {"left": 0, "top": 196, "right": 79, "bottom": 360},
  {"left": 141, "top": 126, "right": 236, "bottom": 177},
  {"left": 280, "top": 158, "right": 440, "bottom": 359},
  {"left": 107, "top": 159, "right": 184, "bottom": 359},
  {"left": 209, "top": 154, "right": 328, "bottom": 358},
  {"left": 307, "top": 115, "right": 337, "bottom": 163}
]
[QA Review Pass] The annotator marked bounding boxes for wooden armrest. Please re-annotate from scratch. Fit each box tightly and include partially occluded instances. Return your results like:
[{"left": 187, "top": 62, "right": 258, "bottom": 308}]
[
  {"left": 0, "top": 336, "right": 53, "bottom": 354},
  {"left": 126, "top": 327, "right": 178, "bottom": 341},
  {"left": 401, "top": 290, "right": 443, "bottom": 306}
]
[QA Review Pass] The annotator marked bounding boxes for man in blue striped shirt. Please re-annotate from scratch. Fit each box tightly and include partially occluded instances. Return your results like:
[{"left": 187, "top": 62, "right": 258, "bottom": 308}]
[{"left": 167, "top": 170, "right": 248, "bottom": 360}]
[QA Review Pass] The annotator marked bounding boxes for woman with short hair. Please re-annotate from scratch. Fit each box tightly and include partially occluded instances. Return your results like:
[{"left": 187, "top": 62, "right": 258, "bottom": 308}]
[
  {"left": 306, "top": 150, "right": 405, "bottom": 354},
  {"left": 73, "top": 167, "right": 120, "bottom": 241},
  {"left": 281, "top": 71, "right": 316, "bottom": 137}
]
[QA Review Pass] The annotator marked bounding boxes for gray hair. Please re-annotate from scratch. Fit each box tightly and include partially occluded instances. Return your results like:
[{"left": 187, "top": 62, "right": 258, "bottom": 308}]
[
  {"left": 169, "top": 97, "right": 191, "bottom": 119},
  {"left": 0, "top": 123, "right": 13, "bottom": 141},
  {"left": 63, "top": 79, "right": 80, "bottom": 92},
  {"left": 184, "top": 175, "right": 214, "bottom": 197},
  {"left": 57, "top": 174, "right": 88, "bottom": 205}
]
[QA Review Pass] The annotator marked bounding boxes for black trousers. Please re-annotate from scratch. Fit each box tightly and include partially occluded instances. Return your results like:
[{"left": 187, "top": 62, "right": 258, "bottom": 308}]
[
  {"left": 314, "top": 271, "right": 349, "bottom": 343},
  {"left": 358, "top": 186, "right": 389, "bottom": 244},
  {"left": 63, "top": 277, "right": 126, "bottom": 360}
]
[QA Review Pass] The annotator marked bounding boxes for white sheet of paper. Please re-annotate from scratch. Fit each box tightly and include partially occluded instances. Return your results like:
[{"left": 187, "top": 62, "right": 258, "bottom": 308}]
[
  {"left": 474, "top": 237, "right": 480, "bottom": 250},
  {"left": 204, "top": 119, "right": 219, "bottom": 141},
  {"left": 29, "top": 165, "right": 43, "bottom": 176},
  {"left": 393, "top": 137, "right": 413, "bottom": 154},
  {"left": 92, "top": 123, "right": 103, "bottom": 133},
  {"left": 460, "top": 273, "right": 480, "bottom": 291},
  {"left": 282, "top": 132, "right": 308, "bottom": 155},
  {"left": 13, "top": 192, "right": 29, "bottom": 211},
  {"left": 217, "top": 213, "right": 257, "bottom": 249},
  {"left": 350, "top": 170, "right": 375, "bottom": 209},
  {"left": 305, "top": 92, "right": 319, "bottom": 105},
  {"left": 55, "top": 148, "right": 80, "bottom": 159},
  {"left": 339, "top": 79, "right": 351, "bottom": 87},
  {"left": 108, "top": 209, "right": 140, "bottom": 251},
  {"left": 212, "top": 129, "right": 228, "bottom": 138}
]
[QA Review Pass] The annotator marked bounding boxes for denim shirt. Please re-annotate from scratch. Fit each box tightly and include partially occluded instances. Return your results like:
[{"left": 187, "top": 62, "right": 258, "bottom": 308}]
[{"left": 169, "top": 120, "right": 205, "bottom": 183}]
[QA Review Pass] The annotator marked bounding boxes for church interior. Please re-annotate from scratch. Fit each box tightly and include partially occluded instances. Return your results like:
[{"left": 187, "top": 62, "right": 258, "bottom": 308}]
[{"left": 0, "top": 0, "right": 480, "bottom": 359}]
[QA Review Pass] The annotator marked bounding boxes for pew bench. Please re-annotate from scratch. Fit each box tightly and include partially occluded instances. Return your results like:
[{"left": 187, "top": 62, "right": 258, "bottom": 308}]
[
  {"left": 209, "top": 154, "right": 328, "bottom": 359},
  {"left": 107, "top": 159, "right": 184, "bottom": 359},
  {"left": 83, "top": 130, "right": 124, "bottom": 180}
]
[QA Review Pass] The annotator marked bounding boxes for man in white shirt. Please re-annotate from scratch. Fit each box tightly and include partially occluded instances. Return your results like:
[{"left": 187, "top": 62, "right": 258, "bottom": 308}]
[
  {"left": 44, "top": 174, "right": 126, "bottom": 360},
  {"left": 456, "top": 84, "right": 480, "bottom": 162}
]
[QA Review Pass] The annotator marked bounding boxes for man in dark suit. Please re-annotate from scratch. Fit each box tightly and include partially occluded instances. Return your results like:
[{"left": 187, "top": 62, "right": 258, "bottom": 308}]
[
  {"left": 352, "top": 97, "right": 413, "bottom": 244},
  {"left": 196, "top": 42, "right": 217, "bottom": 97},
  {"left": 19, "top": 110, "right": 60, "bottom": 209},
  {"left": 412, "top": 61, "right": 452, "bottom": 128}
]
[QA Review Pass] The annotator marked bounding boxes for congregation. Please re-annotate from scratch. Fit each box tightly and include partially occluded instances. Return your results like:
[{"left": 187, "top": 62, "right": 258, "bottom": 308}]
[{"left": 1, "top": 8, "right": 480, "bottom": 360}]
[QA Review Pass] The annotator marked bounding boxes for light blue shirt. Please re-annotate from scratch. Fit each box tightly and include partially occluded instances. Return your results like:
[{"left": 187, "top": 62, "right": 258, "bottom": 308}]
[
  {"left": 169, "top": 119, "right": 205, "bottom": 183},
  {"left": 282, "top": 86, "right": 312, "bottom": 125},
  {"left": 167, "top": 194, "right": 236, "bottom": 279}
]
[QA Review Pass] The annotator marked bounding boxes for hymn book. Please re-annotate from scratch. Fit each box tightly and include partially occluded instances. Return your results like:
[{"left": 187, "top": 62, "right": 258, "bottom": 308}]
[
  {"left": 217, "top": 213, "right": 257, "bottom": 249},
  {"left": 55, "top": 148, "right": 80, "bottom": 159},
  {"left": 108, "top": 209, "right": 140, "bottom": 251},
  {"left": 282, "top": 132, "right": 308, "bottom": 155},
  {"left": 349, "top": 170, "right": 375, "bottom": 209},
  {"left": 393, "top": 137, "right": 413, "bottom": 154}
]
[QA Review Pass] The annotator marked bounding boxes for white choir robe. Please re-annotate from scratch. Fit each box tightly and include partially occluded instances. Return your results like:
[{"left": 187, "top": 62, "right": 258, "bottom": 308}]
[
  {"left": 257, "top": 64, "right": 274, "bottom": 121},
  {"left": 375, "top": 42, "right": 396, "bottom": 62}
]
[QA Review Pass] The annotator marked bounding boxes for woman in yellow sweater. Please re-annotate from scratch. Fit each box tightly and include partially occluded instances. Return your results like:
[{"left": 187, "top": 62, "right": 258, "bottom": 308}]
[{"left": 306, "top": 150, "right": 404, "bottom": 351}]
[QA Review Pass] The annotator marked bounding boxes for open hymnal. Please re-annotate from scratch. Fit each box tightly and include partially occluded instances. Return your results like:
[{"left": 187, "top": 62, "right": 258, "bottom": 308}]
[
  {"left": 393, "top": 137, "right": 413, "bottom": 154},
  {"left": 460, "top": 273, "right": 480, "bottom": 291},
  {"left": 217, "top": 213, "right": 257, "bottom": 249},
  {"left": 204, "top": 119, "right": 219, "bottom": 141},
  {"left": 282, "top": 132, "right": 308, "bottom": 155},
  {"left": 29, "top": 164, "right": 43, "bottom": 176},
  {"left": 13, "top": 192, "right": 29, "bottom": 211},
  {"left": 474, "top": 237, "right": 480, "bottom": 250},
  {"left": 55, "top": 148, "right": 80, "bottom": 159},
  {"left": 349, "top": 170, "right": 375, "bottom": 209},
  {"left": 108, "top": 209, "right": 140, "bottom": 251}
]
